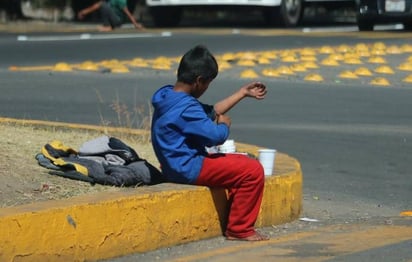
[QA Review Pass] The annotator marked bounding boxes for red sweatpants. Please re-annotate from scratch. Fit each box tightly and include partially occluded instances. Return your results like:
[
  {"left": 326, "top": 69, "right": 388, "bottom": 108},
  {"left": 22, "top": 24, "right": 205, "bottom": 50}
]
[{"left": 195, "top": 153, "right": 265, "bottom": 238}]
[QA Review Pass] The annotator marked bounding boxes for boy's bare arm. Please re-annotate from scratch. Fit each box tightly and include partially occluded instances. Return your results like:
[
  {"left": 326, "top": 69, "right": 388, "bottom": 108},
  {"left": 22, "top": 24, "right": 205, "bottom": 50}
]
[
  {"left": 214, "top": 81, "right": 267, "bottom": 115},
  {"left": 216, "top": 114, "right": 231, "bottom": 127}
]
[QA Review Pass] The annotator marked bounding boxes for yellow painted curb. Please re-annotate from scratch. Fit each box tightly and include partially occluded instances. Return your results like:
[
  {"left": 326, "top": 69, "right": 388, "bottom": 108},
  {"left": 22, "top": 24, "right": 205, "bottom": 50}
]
[{"left": 0, "top": 119, "right": 302, "bottom": 261}]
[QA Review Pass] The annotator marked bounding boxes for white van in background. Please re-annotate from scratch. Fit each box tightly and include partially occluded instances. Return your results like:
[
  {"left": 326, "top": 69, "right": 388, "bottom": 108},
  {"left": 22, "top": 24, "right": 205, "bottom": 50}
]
[{"left": 145, "top": 0, "right": 355, "bottom": 27}]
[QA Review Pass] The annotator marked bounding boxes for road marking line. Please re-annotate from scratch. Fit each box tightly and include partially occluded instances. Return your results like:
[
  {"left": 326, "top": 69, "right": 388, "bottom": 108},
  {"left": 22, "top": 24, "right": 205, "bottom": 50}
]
[
  {"left": 9, "top": 65, "right": 54, "bottom": 71},
  {"left": 302, "top": 26, "right": 359, "bottom": 33},
  {"left": 401, "top": 211, "right": 412, "bottom": 216},
  {"left": 302, "top": 24, "right": 404, "bottom": 33},
  {"left": 169, "top": 231, "right": 320, "bottom": 262},
  {"left": 169, "top": 225, "right": 412, "bottom": 262},
  {"left": 16, "top": 32, "right": 172, "bottom": 42},
  {"left": 0, "top": 117, "right": 149, "bottom": 136},
  {"left": 303, "top": 225, "right": 412, "bottom": 259}
]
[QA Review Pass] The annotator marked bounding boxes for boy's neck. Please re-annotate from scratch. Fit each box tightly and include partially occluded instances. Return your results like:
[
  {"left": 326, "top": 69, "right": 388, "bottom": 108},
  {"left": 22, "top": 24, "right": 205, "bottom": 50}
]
[{"left": 173, "top": 82, "right": 192, "bottom": 94}]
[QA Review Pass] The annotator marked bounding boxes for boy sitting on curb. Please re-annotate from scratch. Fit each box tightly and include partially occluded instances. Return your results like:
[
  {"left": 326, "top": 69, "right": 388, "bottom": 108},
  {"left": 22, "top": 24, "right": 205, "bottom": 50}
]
[{"left": 151, "top": 45, "right": 269, "bottom": 241}]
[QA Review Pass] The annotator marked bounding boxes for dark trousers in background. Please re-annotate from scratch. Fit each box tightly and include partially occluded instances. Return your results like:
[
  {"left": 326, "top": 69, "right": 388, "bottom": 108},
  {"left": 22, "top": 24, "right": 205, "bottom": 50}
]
[{"left": 100, "top": 1, "right": 122, "bottom": 28}]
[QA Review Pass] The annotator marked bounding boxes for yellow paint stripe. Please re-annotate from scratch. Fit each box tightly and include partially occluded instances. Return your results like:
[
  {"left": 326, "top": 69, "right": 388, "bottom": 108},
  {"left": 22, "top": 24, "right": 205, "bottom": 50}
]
[
  {"left": 170, "top": 231, "right": 320, "bottom": 262},
  {"left": 308, "top": 225, "right": 412, "bottom": 260},
  {"left": 9, "top": 65, "right": 54, "bottom": 71},
  {"left": 0, "top": 117, "right": 149, "bottom": 136},
  {"left": 168, "top": 225, "right": 412, "bottom": 262},
  {"left": 8, "top": 38, "right": 412, "bottom": 78},
  {"left": 400, "top": 211, "right": 412, "bottom": 216}
]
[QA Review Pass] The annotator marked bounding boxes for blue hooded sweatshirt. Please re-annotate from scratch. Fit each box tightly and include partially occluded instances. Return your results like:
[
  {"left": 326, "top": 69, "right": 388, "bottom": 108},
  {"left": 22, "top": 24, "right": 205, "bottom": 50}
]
[{"left": 151, "top": 85, "right": 229, "bottom": 184}]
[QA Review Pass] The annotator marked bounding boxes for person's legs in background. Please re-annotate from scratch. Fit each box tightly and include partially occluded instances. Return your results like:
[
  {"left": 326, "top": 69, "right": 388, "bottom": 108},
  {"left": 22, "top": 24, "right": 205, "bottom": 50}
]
[{"left": 99, "top": 1, "right": 122, "bottom": 31}]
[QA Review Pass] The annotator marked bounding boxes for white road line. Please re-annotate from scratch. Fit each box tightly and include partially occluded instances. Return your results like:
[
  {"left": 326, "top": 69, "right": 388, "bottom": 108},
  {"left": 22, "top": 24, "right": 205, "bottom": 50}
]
[
  {"left": 302, "top": 26, "right": 359, "bottom": 33},
  {"left": 375, "top": 24, "right": 404, "bottom": 30},
  {"left": 17, "top": 32, "right": 172, "bottom": 42},
  {"left": 302, "top": 24, "right": 403, "bottom": 33}
]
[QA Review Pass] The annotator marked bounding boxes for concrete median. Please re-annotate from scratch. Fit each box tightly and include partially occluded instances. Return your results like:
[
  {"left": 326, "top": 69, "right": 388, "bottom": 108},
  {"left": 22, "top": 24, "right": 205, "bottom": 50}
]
[{"left": 0, "top": 120, "right": 302, "bottom": 262}]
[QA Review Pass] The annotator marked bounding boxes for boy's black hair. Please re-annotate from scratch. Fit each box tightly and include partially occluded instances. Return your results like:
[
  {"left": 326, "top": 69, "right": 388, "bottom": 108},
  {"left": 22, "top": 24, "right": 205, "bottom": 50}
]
[{"left": 177, "top": 45, "right": 218, "bottom": 84}]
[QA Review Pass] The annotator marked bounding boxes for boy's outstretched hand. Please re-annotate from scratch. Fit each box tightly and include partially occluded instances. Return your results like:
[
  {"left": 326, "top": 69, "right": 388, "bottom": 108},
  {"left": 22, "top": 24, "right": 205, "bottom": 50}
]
[
  {"left": 214, "top": 81, "right": 267, "bottom": 116},
  {"left": 242, "top": 82, "right": 267, "bottom": 100}
]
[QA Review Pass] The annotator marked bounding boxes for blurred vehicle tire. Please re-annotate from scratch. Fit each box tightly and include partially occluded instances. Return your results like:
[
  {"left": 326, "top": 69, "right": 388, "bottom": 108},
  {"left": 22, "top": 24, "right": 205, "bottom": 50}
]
[{"left": 263, "top": 0, "right": 304, "bottom": 26}]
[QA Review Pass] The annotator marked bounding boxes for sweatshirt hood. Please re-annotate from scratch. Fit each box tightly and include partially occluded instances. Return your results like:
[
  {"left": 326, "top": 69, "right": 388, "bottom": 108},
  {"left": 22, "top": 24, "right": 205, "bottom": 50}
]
[{"left": 152, "top": 85, "right": 190, "bottom": 115}]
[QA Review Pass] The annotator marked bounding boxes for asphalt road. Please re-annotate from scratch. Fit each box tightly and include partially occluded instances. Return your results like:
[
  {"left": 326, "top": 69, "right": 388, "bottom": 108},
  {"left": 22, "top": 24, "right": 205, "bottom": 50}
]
[{"left": 0, "top": 21, "right": 411, "bottom": 260}]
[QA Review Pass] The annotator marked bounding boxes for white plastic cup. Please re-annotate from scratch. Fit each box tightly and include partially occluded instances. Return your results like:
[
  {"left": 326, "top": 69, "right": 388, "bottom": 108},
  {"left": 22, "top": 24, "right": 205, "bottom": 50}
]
[{"left": 258, "top": 149, "right": 276, "bottom": 176}]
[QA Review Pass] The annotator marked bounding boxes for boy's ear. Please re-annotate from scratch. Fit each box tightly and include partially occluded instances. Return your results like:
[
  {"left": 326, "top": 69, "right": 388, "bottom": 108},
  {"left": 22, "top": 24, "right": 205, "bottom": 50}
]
[
  {"left": 195, "top": 75, "right": 204, "bottom": 83},
  {"left": 194, "top": 76, "right": 204, "bottom": 87}
]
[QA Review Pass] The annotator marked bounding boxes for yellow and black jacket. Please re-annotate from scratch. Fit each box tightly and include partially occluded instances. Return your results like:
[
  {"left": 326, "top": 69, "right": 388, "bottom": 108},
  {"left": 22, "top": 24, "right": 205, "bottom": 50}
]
[{"left": 36, "top": 136, "right": 165, "bottom": 186}]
